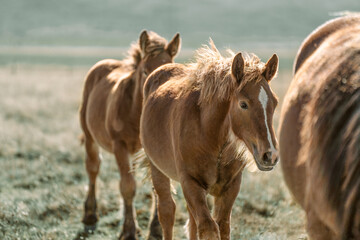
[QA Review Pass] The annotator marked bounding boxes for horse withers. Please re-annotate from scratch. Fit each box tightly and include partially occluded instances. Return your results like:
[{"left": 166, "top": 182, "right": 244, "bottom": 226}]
[
  {"left": 279, "top": 15, "right": 360, "bottom": 240},
  {"left": 79, "top": 30, "right": 181, "bottom": 240},
  {"left": 140, "top": 41, "right": 279, "bottom": 239}
]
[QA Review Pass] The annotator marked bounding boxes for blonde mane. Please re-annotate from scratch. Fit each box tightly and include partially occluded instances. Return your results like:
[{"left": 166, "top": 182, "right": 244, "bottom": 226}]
[
  {"left": 124, "top": 31, "right": 168, "bottom": 70},
  {"left": 183, "top": 40, "right": 266, "bottom": 105}
]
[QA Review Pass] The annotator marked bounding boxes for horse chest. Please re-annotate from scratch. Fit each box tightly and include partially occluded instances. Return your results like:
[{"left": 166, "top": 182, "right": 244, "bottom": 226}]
[{"left": 208, "top": 160, "right": 243, "bottom": 196}]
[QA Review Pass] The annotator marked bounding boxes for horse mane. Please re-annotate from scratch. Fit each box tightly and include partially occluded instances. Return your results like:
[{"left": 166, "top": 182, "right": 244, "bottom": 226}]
[
  {"left": 124, "top": 31, "right": 168, "bottom": 70},
  {"left": 182, "top": 40, "right": 266, "bottom": 105},
  {"left": 300, "top": 39, "right": 360, "bottom": 238}
]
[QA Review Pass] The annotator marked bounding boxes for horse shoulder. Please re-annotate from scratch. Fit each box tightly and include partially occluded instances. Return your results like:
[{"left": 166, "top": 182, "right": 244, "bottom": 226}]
[{"left": 105, "top": 74, "right": 136, "bottom": 138}]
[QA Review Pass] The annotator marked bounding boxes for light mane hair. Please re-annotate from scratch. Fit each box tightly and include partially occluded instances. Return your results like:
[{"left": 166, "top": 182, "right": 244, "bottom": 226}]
[
  {"left": 183, "top": 39, "right": 266, "bottom": 105},
  {"left": 124, "top": 31, "right": 168, "bottom": 70}
]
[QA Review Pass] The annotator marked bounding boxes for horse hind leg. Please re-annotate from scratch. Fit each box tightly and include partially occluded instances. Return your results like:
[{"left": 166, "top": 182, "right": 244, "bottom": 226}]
[
  {"left": 82, "top": 137, "right": 101, "bottom": 230},
  {"left": 113, "top": 141, "right": 138, "bottom": 240},
  {"left": 150, "top": 163, "right": 176, "bottom": 240},
  {"left": 306, "top": 209, "right": 336, "bottom": 240},
  {"left": 147, "top": 191, "right": 163, "bottom": 240}
]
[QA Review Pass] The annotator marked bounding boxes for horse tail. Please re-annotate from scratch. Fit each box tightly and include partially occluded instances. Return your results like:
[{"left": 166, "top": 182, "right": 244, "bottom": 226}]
[
  {"left": 78, "top": 134, "right": 85, "bottom": 145},
  {"left": 300, "top": 48, "right": 360, "bottom": 238},
  {"left": 340, "top": 90, "right": 360, "bottom": 240},
  {"left": 131, "top": 148, "right": 151, "bottom": 182}
]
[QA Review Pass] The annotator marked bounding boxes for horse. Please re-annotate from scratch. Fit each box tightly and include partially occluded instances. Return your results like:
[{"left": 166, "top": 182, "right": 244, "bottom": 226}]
[
  {"left": 279, "top": 15, "right": 360, "bottom": 240},
  {"left": 79, "top": 30, "right": 181, "bottom": 240},
  {"left": 140, "top": 40, "right": 279, "bottom": 240}
]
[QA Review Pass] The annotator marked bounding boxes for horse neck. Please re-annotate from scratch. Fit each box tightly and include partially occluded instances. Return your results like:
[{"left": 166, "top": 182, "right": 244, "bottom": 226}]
[
  {"left": 200, "top": 99, "right": 231, "bottom": 146},
  {"left": 131, "top": 66, "right": 145, "bottom": 113}
]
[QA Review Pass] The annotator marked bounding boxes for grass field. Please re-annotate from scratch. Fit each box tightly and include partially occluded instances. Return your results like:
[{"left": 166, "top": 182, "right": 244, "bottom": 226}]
[
  {"left": 1, "top": 0, "right": 359, "bottom": 239},
  {"left": 0, "top": 53, "right": 308, "bottom": 240}
]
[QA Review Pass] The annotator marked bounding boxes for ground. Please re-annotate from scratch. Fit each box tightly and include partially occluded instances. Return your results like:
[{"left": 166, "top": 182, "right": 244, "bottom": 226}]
[{"left": 0, "top": 64, "right": 307, "bottom": 239}]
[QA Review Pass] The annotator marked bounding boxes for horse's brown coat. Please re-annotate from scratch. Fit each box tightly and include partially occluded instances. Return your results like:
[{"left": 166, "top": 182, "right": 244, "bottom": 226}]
[
  {"left": 140, "top": 42, "right": 279, "bottom": 239},
  {"left": 79, "top": 30, "right": 180, "bottom": 239},
  {"left": 279, "top": 15, "right": 360, "bottom": 240}
]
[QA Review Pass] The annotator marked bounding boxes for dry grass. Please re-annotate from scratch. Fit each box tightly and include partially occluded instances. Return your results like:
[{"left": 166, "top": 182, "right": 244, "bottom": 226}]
[{"left": 0, "top": 64, "right": 306, "bottom": 239}]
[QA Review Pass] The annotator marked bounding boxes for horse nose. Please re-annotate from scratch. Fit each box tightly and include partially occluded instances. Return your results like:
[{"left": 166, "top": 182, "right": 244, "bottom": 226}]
[
  {"left": 271, "top": 151, "right": 279, "bottom": 165},
  {"left": 262, "top": 152, "right": 272, "bottom": 165},
  {"left": 262, "top": 151, "right": 279, "bottom": 166}
]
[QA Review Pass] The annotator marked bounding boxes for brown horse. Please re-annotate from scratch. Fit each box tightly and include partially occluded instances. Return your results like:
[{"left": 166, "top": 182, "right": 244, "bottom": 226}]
[
  {"left": 79, "top": 30, "right": 181, "bottom": 239},
  {"left": 140, "top": 41, "right": 279, "bottom": 239},
  {"left": 279, "top": 15, "right": 360, "bottom": 240}
]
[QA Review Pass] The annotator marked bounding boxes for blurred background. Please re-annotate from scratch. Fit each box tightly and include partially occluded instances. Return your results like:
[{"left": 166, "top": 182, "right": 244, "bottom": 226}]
[
  {"left": 0, "top": 1, "right": 359, "bottom": 239},
  {"left": 1, "top": 0, "right": 359, "bottom": 66}
]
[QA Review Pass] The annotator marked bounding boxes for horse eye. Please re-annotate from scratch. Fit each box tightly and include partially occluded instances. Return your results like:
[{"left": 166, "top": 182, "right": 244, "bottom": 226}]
[
  {"left": 143, "top": 71, "right": 148, "bottom": 77},
  {"left": 240, "top": 102, "right": 248, "bottom": 110}
]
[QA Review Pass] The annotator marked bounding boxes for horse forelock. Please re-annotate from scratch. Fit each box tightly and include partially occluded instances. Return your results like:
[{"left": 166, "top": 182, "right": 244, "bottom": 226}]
[
  {"left": 300, "top": 47, "right": 360, "bottom": 237},
  {"left": 183, "top": 41, "right": 266, "bottom": 105}
]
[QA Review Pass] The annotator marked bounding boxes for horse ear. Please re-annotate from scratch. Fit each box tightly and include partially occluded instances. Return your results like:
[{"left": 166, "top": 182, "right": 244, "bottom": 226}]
[
  {"left": 231, "top": 52, "right": 245, "bottom": 84},
  {"left": 139, "top": 30, "right": 149, "bottom": 56},
  {"left": 263, "top": 54, "right": 278, "bottom": 82},
  {"left": 166, "top": 33, "right": 181, "bottom": 57}
]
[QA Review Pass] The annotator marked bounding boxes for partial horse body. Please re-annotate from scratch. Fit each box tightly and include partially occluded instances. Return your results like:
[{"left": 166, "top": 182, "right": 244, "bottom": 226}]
[
  {"left": 279, "top": 15, "right": 360, "bottom": 240},
  {"left": 140, "top": 41, "right": 279, "bottom": 240},
  {"left": 79, "top": 30, "right": 180, "bottom": 240}
]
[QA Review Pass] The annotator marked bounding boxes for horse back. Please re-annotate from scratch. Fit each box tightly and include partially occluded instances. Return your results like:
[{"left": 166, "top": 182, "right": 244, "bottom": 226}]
[
  {"left": 294, "top": 15, "right": 360, "bottom": 74},
  {"left": 143, "top": 63, "right": 186, "bottom": 100}
]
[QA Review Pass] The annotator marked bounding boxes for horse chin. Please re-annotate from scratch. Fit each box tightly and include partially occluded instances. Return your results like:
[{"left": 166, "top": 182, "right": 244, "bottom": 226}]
[{"left": 254, "top": 161, "right": 274, "bottom": 171}]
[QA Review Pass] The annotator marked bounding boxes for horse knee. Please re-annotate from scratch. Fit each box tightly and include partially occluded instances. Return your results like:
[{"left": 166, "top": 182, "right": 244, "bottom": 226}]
[
  {"left": 120, "top": 174, "right": 136, "bottom": 203},
  {"left": 198, "top": 218, "right": 220, "bottom": 240},
  {"left": 158, "top": 196, "right": 175, "bottom": 220}
]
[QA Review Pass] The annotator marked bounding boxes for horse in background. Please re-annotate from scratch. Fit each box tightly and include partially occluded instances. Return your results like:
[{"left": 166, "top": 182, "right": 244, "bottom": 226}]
[
  {"left": 279, "top": 15, "right": 360, "bottom": 240},
  {"left": 79, "top": 30, "right": 181, "bottom": 240},
  {"left": 140, "top": 40, "right": 279, "bottom": 240}
]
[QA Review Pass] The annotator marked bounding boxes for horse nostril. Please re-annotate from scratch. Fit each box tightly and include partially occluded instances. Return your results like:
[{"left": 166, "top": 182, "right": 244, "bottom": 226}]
[{"left": 262, "top": 152, "right": 272, "bottom": 165}]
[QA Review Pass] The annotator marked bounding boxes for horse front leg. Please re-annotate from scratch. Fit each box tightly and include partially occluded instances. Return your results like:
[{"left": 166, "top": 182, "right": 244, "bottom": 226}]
[
  {"left": 186, "top": 205, "right": 198, "bottom": 240},
  {"left": 181, "top": 176, "right": 220, "bottom": 240},
  {"left": 213, "top": 173, "right": 242, "bottom": 240},
  {"left": 114, "top": 141, "right": 138, "bottom": 240}
]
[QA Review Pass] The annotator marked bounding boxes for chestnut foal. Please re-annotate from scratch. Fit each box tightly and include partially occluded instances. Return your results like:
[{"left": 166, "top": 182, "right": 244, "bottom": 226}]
[
  {"left": 79, "top": 30, "right": 181, "bottom": 239},
  {"left": 140, "top": 41, "right": 279, "bottom": 239}
]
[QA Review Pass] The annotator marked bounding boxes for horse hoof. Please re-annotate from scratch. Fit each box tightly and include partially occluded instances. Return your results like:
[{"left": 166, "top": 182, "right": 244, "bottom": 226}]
[
  {"left": 119, "top": 233, "right": 137, "bottom": 240},
  {"left": 147, "top": 227, "right": 162, "bottom": 240},
  {"left": 82, "top": 213, "right": 98, "bottom": 226},
  {"left": 84, "top": 223, "right": 97, "bottom": 234},
  {"left": 147, "top": 235, "right": 162, "bottom": 240}
]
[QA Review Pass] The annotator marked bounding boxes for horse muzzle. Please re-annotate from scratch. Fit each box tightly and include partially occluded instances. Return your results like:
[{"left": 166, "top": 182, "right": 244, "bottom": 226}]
[{"left": 252, "top": 144, "right": 279, "bottom": 171}]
